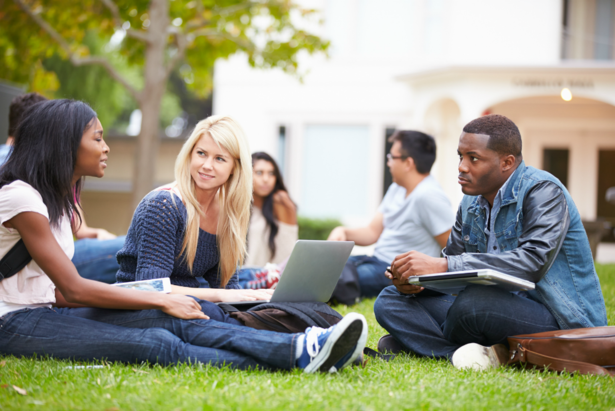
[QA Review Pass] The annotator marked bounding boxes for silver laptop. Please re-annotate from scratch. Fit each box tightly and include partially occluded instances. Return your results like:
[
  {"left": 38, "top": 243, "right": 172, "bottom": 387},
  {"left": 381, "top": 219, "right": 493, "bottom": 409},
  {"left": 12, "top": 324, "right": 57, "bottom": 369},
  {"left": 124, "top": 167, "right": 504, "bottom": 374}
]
[
  {"left": 218, "top": 240, "right": 354, "bottom": 307},
  {"left": 407, "top": 269, "right": 535, "bottom": 296}
]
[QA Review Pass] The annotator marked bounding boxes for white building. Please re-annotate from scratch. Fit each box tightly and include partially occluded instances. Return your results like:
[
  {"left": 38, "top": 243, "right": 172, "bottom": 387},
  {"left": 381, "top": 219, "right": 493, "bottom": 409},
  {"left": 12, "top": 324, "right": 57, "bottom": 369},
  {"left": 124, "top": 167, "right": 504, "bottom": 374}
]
[{"left": 213, "top": 0, "right": 615, "bottom": 247}]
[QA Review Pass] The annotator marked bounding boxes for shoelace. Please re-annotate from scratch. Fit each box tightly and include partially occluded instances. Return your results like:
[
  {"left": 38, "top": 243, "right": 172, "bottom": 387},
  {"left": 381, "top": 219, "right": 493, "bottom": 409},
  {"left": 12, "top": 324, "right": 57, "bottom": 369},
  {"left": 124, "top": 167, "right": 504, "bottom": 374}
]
[{"left": 305, "top": 326, "right": 328, "bottom": 360}]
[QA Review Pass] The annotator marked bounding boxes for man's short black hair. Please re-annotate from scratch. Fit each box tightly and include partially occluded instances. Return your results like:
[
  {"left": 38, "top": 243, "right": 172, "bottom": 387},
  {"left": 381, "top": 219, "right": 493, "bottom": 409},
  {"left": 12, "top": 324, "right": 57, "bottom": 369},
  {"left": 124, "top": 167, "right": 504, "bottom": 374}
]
[
  {"left": 8, "top": 92, "right": 48, "bottom": 137},
  {"left": 462, "top": 114, "right": 522, "bottom": 158},
  {"left": 388, "top": 130, "right": 436, "bottom": 174}
]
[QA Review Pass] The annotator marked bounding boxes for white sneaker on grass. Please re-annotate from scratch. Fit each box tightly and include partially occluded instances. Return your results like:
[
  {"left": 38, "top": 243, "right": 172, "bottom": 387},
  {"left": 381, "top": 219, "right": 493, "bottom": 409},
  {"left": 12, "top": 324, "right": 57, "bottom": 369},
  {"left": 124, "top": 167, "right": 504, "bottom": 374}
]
[
  {"left": 296, "top": 313, "right": 367, "bottom": 373},
  {"left": 451, "top": 343, "right": 509, "bottom": 371}
]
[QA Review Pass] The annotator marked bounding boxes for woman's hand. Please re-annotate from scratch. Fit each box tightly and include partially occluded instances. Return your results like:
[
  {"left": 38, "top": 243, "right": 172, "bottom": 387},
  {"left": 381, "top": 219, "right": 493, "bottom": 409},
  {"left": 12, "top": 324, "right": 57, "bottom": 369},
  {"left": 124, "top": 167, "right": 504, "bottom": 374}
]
[
  {"left": 216, "top": 289, "right": 274, "bottom": 303},
  {"left": 272, "top": 190, "right": 297, "bottom": 225},
  {"left": 160, "top": 294, "right": 210, "bottom": 320},
  {"left": 95, "top": 228, "right": 117, "bottom": 240}
]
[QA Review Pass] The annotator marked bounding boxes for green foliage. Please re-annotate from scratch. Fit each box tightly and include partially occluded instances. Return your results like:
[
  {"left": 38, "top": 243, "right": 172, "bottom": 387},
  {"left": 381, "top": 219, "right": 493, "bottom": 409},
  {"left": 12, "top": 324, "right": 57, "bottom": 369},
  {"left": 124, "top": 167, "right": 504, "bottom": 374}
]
[
  {"left": 0, "top": 0, "right": 116, "bottom": 95},
  {"left": 42, "top": 31, "right": 138, "bottom": 129},
  {"left": 1, "top": 265, "right": 615, "bottom": 410},
  {"left": 0, "top": 0, "right": 329, "bottom": 100},
  {"left": 297, "top": 216, "right": 341, "bottom": 240}
]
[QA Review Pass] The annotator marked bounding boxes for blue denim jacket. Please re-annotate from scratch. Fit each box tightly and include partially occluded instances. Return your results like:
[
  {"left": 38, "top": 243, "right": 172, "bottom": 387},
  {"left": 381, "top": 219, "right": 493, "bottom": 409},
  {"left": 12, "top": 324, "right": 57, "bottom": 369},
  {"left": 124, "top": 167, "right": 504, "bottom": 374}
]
[{"left": 444, "top": 162, "right": 607, "bottom": 329}]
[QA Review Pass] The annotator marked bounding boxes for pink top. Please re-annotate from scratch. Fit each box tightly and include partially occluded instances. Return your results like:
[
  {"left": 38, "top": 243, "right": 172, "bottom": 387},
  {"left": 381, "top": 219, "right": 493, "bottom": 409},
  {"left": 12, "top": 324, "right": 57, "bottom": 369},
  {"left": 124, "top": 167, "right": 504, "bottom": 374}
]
[{"left": 0, "top": 180, "right": 74, "bottom": 317}]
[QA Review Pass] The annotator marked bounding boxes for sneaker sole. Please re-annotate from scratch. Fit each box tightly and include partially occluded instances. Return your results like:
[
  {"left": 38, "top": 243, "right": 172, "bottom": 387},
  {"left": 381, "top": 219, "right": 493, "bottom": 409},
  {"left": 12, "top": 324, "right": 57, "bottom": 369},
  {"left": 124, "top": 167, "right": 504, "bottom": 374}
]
[
  {"left": 303, "top": 313, "right": 365, "bottom": 374},
  {"left": 333, "top": 315, "right": 368, "bottom": 371}
]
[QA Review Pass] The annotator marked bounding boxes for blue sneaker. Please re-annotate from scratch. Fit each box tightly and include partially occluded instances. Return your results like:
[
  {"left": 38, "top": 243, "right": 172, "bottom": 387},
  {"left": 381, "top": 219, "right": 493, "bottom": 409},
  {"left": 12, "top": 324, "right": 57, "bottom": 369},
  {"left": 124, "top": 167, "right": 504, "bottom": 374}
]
[{"left": 297, "top": 313, "right": 366, "bottom": 373}]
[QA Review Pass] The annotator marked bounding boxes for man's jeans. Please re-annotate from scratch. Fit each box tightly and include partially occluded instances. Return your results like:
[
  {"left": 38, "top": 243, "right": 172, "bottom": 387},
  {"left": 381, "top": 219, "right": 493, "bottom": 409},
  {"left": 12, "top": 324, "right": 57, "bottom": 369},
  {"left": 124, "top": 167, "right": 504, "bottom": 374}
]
[
  {"left": 72, "top": 236, "right": 126, "bottom": 283},
  {"left": 0, "top": 300, "right": 298, "bottom": 370},
  {"left": 347, "top": 255, "right": 391, "bottom": 298},
  {"left": 374, "top": 285, "right": 560, "bottom": 358}
]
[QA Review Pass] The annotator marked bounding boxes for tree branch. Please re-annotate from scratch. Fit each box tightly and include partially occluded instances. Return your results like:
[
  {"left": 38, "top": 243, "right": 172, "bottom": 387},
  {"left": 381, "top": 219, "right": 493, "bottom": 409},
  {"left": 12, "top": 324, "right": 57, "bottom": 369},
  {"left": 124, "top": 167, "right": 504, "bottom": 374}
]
[
  {"left": 185, "top": 18, "right": 210, "bottom": 32},
  {"left": 186, "top": 1, "right": 254, "bottom": 32},
  {"left": 191, "top": 29, "right": 255, "bottom": 52},
  {"left": 99, "top": 0, "right": 150, "bottom": 43},
  {"left": 13, "top": 0, "right": 141, "bottom": 102},
  {"left": 165, "top": 32, "right": 187, "bottom": 77},
  {"left": 212, "top": 1, "right": 255, "bottom": 17}
]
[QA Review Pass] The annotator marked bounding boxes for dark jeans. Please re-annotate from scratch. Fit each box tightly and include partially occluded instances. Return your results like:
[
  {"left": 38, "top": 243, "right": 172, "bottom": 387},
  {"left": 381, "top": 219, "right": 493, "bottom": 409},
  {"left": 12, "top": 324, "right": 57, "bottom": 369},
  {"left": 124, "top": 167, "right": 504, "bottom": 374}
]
[
  {"left": 374, "top": 285, "right": 560, "bottom": 358},
  {"left": 347, "top": 255, "right": 392, "bottom": 298},
  {"left": 0, "top": 300, "right": 298, "bottom": 370},
  {"left": 72, "top": 236, "right": 126, "bottom": 284}
]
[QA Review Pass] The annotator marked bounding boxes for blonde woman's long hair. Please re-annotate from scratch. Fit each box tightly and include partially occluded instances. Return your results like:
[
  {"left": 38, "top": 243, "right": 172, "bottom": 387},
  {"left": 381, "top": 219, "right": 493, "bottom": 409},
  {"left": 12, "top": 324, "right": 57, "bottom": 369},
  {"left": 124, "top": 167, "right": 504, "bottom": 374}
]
[{"left": 174, "top": 115, "right": 252, "bottom": 287}]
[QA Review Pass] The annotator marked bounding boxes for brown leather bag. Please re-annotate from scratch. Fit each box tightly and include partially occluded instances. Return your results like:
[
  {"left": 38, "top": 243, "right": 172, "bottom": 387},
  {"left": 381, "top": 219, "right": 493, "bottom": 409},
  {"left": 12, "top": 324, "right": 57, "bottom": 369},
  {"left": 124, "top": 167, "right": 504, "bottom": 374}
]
[{"left": 507, "top": 326, "right": 615, "bottom": 376}]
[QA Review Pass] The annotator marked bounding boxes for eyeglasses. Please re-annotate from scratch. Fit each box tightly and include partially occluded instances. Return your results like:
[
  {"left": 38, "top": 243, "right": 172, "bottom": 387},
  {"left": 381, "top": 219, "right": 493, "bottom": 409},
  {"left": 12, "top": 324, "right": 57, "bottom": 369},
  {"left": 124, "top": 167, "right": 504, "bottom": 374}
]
[{"left": 386, "top": 153, "right": 407, "bottom": 161}]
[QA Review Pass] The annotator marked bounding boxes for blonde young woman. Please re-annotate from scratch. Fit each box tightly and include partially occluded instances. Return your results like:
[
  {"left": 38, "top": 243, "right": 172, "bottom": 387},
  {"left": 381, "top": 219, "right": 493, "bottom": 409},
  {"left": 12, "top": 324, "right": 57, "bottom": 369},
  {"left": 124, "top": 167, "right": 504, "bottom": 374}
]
[{"left": 116, "top": 116, "right": 272, "bottom": 302}]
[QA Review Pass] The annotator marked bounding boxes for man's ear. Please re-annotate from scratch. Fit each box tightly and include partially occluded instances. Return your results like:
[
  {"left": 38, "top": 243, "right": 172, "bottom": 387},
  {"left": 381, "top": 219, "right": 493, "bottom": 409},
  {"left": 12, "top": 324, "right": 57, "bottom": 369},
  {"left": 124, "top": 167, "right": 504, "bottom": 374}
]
[
  {"left": 405, "top": 156, "right": 415, "bottom": 172},
  {"left": 501, "top": 154, "right": 516, "bottom": 172}
]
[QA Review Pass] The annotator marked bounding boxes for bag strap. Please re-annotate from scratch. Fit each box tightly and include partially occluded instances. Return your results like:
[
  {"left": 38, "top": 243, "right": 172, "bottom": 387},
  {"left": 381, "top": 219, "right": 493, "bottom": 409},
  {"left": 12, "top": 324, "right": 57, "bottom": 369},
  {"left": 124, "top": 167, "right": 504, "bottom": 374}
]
[
  {"left": 514, "top": 346, "right": 614, "bottom": 377},
  {"left": 0, "top": 239, "right": 32, "bottom": 281}
]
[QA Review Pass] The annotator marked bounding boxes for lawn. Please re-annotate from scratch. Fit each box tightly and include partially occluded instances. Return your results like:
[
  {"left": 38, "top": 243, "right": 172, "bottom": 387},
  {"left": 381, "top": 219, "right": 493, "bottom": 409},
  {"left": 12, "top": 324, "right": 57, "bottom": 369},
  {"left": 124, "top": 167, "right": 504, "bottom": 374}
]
[{"left": 1, "top": 265, "right": 615, "bottom": 410}]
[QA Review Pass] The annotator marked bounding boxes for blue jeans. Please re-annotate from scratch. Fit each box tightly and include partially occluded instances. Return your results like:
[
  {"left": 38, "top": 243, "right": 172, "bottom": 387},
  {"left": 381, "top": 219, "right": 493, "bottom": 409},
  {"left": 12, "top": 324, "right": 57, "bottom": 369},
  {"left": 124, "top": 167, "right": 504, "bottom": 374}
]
[
  {"left": 0, "top": 301, "right": 298, "bottom": 370},
  {"left": 374, "top": 285, "right": 560, "bottom": 358},
  {"left": 347, "top": 255, "right": 391, "bottom": 298},
  {"left": 72, "top": 236, "right": 126, "bottom": 283}
]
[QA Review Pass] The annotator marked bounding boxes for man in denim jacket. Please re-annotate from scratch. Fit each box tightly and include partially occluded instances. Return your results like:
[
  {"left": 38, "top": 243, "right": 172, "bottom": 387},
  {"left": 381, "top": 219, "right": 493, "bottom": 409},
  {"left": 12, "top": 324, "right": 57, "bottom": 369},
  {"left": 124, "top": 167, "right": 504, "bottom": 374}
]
[{"left": 374, "top": 114, "right": 607, "bottom": 370}]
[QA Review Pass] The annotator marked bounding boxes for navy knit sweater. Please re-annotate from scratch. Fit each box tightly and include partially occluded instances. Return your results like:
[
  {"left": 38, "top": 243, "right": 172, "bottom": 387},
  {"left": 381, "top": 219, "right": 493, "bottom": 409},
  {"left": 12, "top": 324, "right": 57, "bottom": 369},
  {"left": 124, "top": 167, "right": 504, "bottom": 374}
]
[{"left": 116, "top": 190, "right": 240, "bottom": 289}]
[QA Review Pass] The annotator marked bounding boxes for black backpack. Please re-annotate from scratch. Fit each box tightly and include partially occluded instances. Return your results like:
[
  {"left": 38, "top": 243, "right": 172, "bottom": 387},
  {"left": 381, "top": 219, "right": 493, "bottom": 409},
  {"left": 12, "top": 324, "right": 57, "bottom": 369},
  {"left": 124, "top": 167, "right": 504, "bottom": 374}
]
[
  {"left": 219, "top": 301, "right": 343, "bottom": 333},
  {"left": 329, "top": 261, "right": 361, "bottom": 306}
]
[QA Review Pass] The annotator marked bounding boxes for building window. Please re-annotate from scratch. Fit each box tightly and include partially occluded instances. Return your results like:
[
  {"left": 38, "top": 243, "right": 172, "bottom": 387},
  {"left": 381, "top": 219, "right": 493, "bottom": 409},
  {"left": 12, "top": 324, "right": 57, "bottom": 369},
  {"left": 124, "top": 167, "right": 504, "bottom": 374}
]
[
  {"left": 382, "top": 128, "right": 396, "bottom": 197},
  {"left": 562, "top": 0, "right": 615, "bottom": 60},
  {"left": 543, "top": 148, "right": 570, "bottom": 188},
  {"left": 300, "top": 125, "right": 370, "bottom": 219},
  {"left": 278, "top": 126, "right": 287, "bottom": 177}
]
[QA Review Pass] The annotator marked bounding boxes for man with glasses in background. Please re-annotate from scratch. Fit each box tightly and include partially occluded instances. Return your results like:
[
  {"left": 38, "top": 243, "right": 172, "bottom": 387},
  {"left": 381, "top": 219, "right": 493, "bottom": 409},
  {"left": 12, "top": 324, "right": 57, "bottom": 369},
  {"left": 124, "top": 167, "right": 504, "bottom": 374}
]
[{"left": 328, "top": 130, "right": 454, "bottom": 302}]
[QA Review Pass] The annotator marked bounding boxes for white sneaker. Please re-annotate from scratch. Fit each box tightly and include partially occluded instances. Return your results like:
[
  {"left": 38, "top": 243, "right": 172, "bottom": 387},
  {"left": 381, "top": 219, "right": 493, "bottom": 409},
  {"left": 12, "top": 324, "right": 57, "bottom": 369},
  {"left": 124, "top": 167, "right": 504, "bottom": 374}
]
[{"left": 451, "top": 343, "right": 508, "bottom": 371}]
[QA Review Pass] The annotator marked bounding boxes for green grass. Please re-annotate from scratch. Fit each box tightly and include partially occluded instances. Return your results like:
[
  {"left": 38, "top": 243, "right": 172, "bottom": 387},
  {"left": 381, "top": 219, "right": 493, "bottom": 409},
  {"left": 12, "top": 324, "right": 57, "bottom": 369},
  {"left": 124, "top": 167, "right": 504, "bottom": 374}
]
[{"left": 2, "top": 266, "right": 615, "bottom": 410}]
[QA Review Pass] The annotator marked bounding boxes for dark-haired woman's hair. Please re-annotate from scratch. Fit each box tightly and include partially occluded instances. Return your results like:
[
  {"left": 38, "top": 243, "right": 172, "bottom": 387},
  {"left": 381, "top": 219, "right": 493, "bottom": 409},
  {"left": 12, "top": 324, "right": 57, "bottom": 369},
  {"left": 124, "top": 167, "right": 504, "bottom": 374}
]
[
  {"left": 252, "top": 152, "right": 292, "bottom": 258},
  {"left": 0, "top": 99, "right": 97, "bottom": 227}
]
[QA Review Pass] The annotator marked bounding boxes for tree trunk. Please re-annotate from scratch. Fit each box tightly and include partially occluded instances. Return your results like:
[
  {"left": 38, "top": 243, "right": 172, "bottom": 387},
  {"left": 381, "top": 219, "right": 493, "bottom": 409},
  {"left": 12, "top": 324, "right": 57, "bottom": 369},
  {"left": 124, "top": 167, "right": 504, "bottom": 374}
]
[{"left": 131, "top": 0, "right": 169, "bottom": 210}]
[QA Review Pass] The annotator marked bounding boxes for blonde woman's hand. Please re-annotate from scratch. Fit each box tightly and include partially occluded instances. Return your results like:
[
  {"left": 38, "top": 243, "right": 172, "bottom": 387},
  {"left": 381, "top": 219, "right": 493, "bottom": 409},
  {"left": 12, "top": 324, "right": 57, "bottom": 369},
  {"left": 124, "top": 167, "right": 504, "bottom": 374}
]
[
  {"left": 216, "top": 289, "right": 274, "bottom": 302},
  {"left": 160, "top": 294, "right": 210, "bottom": 320}
]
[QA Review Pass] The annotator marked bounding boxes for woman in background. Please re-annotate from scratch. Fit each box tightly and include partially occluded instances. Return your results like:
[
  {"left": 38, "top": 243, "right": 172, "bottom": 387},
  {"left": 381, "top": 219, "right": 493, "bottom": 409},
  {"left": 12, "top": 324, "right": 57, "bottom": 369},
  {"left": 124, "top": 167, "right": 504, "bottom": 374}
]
[
  {"left": 236, "top": 153, "right": 298, "bottom": 289},
  {"left": 245, "top": 152, "right": 298, "bottom": 267}
]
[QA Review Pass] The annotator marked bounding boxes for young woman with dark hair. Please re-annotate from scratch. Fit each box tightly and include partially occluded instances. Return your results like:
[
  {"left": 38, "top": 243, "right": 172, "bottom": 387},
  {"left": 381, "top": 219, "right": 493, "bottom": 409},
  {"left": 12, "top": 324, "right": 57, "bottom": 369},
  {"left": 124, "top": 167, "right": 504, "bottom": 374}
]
[
  {"left": 0, "top": 99, "right": 366, "bottom": 372},
  {"left": 245, "top": 152, "right": 298, "bottom": 267}
]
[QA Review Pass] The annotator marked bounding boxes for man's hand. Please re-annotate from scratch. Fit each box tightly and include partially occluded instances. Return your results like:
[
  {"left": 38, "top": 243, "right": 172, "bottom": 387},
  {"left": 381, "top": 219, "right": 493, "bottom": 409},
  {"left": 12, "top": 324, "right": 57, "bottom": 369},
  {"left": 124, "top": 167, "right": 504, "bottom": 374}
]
[
  {"left": 327, "top": 226, "right": 347, "bottom": 241},
  {"left": 391, "top": 251, "right": 448, "bottom": 282},
  {"left": 385, "top": 269, "right": 424, "bottom": 295}
]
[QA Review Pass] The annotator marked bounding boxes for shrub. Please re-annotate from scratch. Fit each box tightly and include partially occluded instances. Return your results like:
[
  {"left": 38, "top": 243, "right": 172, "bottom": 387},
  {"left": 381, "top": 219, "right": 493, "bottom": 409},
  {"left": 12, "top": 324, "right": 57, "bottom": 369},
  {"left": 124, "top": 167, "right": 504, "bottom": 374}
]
[{"left": 297, "top": 216, "right": 341, "bottom": 240}]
